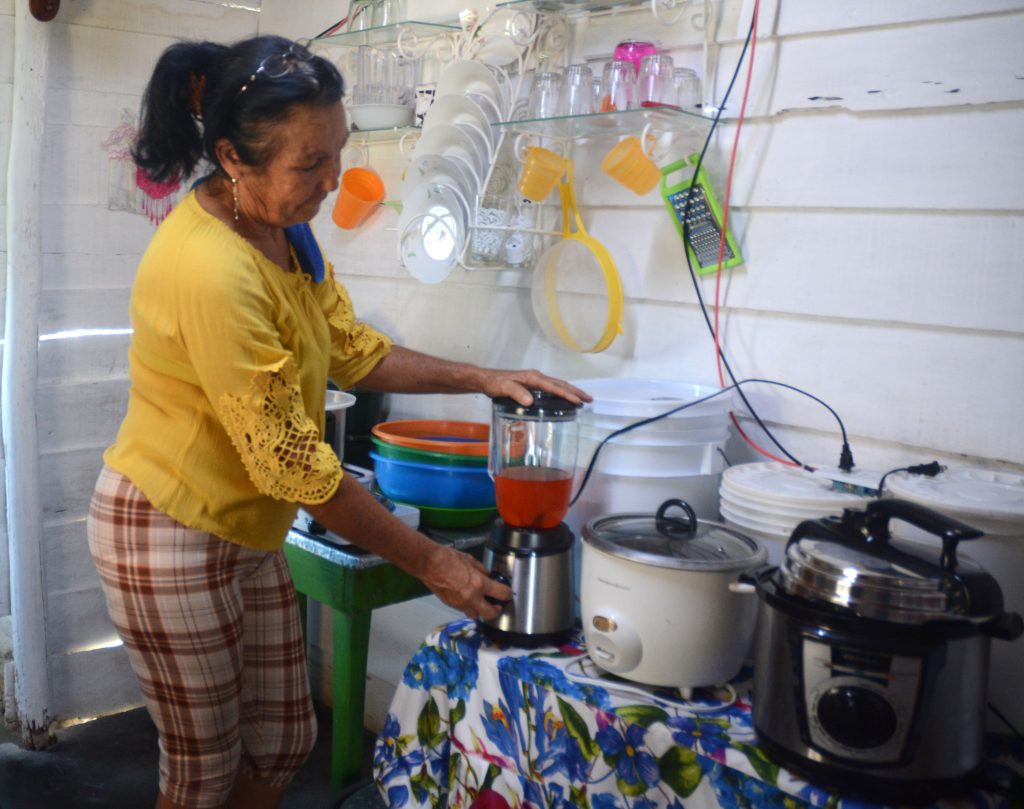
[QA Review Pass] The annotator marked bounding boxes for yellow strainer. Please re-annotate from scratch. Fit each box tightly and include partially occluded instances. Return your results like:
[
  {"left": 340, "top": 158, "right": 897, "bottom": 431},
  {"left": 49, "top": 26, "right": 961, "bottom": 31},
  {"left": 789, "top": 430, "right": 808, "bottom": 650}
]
[{"left": 530, "top": 161, "right": 624, "bottom": 353}]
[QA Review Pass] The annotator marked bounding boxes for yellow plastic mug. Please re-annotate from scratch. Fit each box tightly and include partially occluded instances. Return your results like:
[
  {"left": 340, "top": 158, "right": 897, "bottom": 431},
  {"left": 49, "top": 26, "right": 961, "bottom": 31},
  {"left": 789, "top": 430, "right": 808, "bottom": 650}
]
[
  {"left": 601, "top": 136, "right": 660, "bottom": 196},
  {"left": 333, "top": 167, "right": 385, "bottom": 229},
  {"left": 518, "top": 146, "right": 567, "bottom": 202}
]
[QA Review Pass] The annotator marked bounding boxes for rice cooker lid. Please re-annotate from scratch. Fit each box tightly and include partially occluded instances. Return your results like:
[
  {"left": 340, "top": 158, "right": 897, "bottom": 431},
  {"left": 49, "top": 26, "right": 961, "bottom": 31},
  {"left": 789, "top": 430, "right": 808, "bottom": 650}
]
[
  {"left": 780, "top": 529, "right": 994, "bottom": 624},
  {"left": 583, "top": 499, "right": 766, "bottom": 571}
]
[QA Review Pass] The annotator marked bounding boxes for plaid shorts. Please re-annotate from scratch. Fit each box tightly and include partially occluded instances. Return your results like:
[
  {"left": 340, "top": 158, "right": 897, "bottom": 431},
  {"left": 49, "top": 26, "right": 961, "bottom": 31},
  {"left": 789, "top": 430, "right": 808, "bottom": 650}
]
[{"left": 87, "top": 465, "right": 316, "bottom": 807}]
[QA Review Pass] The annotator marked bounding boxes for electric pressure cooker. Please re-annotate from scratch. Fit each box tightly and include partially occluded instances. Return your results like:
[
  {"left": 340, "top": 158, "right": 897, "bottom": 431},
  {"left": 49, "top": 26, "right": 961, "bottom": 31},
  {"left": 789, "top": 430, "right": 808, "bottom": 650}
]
[{"left": 752, "top": 498, "right": 1022, "bottom": 803}]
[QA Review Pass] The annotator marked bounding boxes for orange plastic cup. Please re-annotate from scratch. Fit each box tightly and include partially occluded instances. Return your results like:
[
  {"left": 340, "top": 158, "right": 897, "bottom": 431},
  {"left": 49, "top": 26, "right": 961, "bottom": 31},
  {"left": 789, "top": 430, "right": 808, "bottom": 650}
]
[
  {"left": 601, "top": 136, "right": 660, "bottom": 195},
  {"left": 332, "top": 167, "right": 385, "bottom": 229},
  {"left": 518, "top": 146, "right": 567, "bottom": 202}
]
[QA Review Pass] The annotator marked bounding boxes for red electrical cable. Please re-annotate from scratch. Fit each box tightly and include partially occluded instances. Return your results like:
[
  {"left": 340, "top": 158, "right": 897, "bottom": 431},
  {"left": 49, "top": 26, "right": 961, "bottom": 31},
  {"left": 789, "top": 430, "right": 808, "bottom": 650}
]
[{"left": 707, "top": 0, "right": 795, "bottom": 466}]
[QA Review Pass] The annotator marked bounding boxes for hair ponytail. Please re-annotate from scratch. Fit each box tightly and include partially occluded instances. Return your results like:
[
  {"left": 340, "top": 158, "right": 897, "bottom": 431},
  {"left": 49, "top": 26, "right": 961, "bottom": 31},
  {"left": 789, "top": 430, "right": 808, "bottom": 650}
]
[{"left": 132, "top": 41, "right": 228, "bottom": 184}]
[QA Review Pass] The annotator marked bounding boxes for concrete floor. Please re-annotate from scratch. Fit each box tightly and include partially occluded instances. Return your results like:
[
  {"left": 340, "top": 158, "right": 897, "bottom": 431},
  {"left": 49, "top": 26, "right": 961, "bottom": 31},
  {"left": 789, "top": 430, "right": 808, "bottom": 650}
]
[{"left": 0, "top": 701, "right": 384, "bottom": 808}]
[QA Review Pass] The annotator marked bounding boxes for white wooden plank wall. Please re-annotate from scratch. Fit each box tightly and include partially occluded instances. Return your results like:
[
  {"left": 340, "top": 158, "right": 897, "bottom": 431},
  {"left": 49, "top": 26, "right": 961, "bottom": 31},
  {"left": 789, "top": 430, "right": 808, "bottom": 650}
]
[
  {"left": 1, "top": 0, "right": 1022, "bottom": 723},
  {"left": 1, "top": 0, "right": 259, "bottom": 718}
]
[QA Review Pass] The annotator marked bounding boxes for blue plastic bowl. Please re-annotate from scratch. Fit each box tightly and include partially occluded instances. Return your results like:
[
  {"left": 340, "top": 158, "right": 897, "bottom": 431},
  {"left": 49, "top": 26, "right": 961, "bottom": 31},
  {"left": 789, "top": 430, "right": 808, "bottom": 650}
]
[{"left": 369, "top": 452, "right": 496, "bottom": 510}]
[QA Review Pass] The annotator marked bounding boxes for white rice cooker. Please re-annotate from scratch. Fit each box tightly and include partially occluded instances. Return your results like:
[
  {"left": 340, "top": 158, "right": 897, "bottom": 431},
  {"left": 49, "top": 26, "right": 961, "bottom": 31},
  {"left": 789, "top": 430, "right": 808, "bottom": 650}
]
[{"left": 581, "top": 499, "right": 767, "bottom": 690}]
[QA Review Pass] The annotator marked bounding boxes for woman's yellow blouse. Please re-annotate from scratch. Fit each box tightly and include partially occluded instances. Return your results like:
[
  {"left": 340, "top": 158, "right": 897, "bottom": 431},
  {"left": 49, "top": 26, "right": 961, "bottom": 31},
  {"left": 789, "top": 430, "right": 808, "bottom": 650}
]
[{"left": 104, "top": 191, "right": 392, "bottom": 550}]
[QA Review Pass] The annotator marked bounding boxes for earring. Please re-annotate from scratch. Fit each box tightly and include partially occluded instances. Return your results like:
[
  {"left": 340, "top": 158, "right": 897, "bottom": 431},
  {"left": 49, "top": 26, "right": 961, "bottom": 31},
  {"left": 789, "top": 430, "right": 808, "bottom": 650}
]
[{"left": 230, "top": 176, "right": 240, "bottom": 222}]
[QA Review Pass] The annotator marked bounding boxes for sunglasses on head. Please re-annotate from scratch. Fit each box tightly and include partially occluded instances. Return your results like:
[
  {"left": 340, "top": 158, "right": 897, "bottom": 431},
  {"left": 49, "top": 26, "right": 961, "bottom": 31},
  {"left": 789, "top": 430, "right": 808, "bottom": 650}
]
[{"left": 237, "top": 39, "right": 315, "bottom": 97}]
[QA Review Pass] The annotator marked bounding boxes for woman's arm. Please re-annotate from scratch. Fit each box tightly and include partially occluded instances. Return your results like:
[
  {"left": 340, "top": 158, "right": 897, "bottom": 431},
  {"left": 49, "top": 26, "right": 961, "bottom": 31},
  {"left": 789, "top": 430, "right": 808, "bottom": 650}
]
[
  {"left": 302, "top": 474, "right": 511, "bottom": 620},
  {"left": 355, "top": 346, "right": 591, "bottom": 407}
]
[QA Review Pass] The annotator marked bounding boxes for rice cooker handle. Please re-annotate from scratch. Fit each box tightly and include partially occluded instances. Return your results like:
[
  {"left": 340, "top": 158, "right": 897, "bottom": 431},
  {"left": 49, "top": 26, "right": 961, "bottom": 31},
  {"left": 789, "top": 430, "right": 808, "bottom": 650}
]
[
  {"left": 655, "top": 499, "right": 698, "bottom": 538},
  {"left": 863, "top": 498, "right": 984, "bottom": 572}
]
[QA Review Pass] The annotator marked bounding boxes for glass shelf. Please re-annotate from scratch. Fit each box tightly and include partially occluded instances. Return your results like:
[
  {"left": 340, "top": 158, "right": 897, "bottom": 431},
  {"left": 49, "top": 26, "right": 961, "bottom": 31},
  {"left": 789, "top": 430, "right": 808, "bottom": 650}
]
[
  {"left": 347, "top": 126, "right": 419, "bottom": 145},
  {"left": 317, "top": 20, "right": 459, "bottom": 48},
  {"left": 494, "top": 105, "right": 713, "bottom": 140}
]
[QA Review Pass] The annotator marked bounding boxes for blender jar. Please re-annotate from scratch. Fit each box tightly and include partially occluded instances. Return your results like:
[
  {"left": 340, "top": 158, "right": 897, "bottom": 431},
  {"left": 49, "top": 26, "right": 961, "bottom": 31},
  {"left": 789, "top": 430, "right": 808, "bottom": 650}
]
[{"left": 490, "top": 392, "right": 580, "bottom": 529}]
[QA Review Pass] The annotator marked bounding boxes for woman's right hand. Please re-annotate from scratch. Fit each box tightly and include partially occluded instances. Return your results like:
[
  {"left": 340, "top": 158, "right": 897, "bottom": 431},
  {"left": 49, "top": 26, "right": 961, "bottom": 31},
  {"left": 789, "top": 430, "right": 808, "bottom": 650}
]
[{"left": 421, "top": 545, "right": 512, "bottom": 622}]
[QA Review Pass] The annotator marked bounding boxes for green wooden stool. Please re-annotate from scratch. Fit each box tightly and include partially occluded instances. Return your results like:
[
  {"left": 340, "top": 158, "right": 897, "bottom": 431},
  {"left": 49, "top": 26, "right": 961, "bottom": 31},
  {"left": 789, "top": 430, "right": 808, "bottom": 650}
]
[{"left": 283, "top": 526, "right": 489, "bottom": 796}]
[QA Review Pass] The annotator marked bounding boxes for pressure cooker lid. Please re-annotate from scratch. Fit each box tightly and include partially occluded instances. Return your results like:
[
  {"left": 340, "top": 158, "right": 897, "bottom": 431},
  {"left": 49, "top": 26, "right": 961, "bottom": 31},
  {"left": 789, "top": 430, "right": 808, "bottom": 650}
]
[
  {"left": 583, "top": 500, "right": 766, "bottom": 571},
  {"left": 780, "top": 536, "right": 986, "bottom": 623}
]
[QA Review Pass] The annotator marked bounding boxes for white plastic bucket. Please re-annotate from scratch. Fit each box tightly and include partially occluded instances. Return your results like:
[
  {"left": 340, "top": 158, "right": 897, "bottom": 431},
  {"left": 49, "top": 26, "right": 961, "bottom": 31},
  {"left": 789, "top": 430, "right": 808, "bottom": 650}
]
[
  {"left": 581, "top": 407, "right": 730, "bottom": 434},
  {"left": 578, "top": 430, "right": 727, "bottom": 477},
  {"left": 572, "top": 377, "right": 735, "bottom": 418}
]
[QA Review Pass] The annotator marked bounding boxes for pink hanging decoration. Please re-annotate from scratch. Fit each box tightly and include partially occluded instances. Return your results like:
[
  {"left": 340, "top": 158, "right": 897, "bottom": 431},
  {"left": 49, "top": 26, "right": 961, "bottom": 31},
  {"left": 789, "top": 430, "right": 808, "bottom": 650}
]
[{"left": 135, "top": 166, "right": 181, "bottom": 225}]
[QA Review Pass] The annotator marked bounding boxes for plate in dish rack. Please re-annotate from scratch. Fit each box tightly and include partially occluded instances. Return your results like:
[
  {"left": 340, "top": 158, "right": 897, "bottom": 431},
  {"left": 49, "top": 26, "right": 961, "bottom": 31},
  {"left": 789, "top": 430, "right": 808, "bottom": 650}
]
[
  {"left": 436, "top": 60, "right": 508, "bottom": 119},
  {"left": 401, "top": 154, "right": 475, "bottom": 208},
  {"left": 423, "top": 94, "right": 496, "bottom": 154},
  {"left": 414, "top": 123, "right": 486, "bottom": 190},
  {"left": 397, "top": 183, "right": 468, "bottom": 284}
]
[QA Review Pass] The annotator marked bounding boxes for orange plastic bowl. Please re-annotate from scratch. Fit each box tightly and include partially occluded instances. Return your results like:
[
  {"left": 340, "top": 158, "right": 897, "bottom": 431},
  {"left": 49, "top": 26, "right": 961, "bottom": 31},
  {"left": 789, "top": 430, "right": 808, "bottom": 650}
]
[{"left": 371, "top": 420, "right": 490, "bottom": 457}]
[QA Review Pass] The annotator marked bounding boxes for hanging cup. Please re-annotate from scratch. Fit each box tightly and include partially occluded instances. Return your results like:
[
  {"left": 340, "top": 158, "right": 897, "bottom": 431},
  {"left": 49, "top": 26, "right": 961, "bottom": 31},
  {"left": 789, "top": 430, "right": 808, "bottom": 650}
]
[
  {"left": 517, "top": 145, "right": 567, "bottom": 202},
  {"left": 601, "top": 135, "right": 660, "bottom": 195},
  {"left": 333, "top": 167, "right": 385, "bottom": 229}
]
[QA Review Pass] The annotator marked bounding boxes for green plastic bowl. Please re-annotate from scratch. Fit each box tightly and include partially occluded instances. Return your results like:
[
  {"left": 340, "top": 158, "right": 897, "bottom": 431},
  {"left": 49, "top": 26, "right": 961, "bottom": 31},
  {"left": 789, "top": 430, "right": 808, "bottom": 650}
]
[
  {"left": 395, "top": 501, "right": 497, "bottom": 529},
  {"left": 370, "top": 436, "right": 488, "bottom": 467}
]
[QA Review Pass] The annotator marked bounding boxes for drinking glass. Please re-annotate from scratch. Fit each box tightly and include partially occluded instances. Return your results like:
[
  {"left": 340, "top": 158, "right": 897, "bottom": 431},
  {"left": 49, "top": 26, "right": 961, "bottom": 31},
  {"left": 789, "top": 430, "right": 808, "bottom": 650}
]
[
  {"left": 599, "top": 60, "right": 636, "bottom": 112},
  {"left": 613, "top": 41, "right": 658, "bottom": 75},
  {"left": 673, "top": 67, "right": 702, "bottom": 111},
  {"left": 346, "top": 0, "right": 373, "bottom": 32},
  {"left": 638, "top": 54, "right": 675, "bottom": 108},
  {"left": 372, "top": 0, "right": 406, "bottom": 27},
  {"left": 561, "top": 64, "right": 594, "bottom": 116},
  {"left": 354, "top": 45, "right": 375, "bottom": 104},
  {"left": 527, "top": 71, "right": 564, "bottom": 120}
]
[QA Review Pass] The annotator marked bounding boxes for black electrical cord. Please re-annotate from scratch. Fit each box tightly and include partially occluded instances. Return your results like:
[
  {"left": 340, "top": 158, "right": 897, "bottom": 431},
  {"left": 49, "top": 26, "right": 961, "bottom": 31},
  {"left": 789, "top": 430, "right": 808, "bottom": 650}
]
[
  {"left": 676, "top": 11, "right": 853, "bottom": 473},
  {"left": 570, "top": 378, "right": 850, "bottom": 506},
  {"left": 877, "top": 461, "right": 944, "bottom": 496},
  {"left": 988, "top": 702, "right": 1024, "bottom": 743}
]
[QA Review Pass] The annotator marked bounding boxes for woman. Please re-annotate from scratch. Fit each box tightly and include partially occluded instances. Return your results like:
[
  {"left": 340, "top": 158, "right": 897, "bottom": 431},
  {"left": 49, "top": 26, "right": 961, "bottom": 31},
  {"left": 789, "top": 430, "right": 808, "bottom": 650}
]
[{"left": 87, "top": 35, "right": 588, "bottom": 809}]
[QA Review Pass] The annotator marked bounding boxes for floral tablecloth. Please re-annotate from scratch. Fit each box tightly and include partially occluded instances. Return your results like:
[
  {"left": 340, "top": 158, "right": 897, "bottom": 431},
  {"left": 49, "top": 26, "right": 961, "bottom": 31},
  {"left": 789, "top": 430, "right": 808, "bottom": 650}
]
[{"left": 373, "top": 620, "right": 1023, "bottom": 809}]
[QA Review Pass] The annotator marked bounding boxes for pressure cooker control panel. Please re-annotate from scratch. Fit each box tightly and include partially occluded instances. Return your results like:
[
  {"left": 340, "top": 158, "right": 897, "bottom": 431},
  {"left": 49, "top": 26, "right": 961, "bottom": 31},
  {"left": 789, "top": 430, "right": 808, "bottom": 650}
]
[{"left": 801, "top": 638, "right": 923, "bottom": 764}]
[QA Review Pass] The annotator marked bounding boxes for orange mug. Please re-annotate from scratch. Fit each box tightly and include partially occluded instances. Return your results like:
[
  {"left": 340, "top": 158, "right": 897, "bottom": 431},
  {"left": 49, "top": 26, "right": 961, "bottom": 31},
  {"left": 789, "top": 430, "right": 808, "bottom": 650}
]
[
  {"left": 518, "top": 146, "right": 567, "bottom": 202},
  {"left": 601, "top": 136, "right": 660, "bottom": 196},
  {"left": 333, "top": 167, "right": 385, "bottom": 229}
]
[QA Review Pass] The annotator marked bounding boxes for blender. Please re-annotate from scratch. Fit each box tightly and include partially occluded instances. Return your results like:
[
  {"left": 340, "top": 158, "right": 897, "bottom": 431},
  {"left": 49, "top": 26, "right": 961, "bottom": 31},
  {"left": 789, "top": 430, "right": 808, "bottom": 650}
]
[{"left": 480, "top": 392, "right": 580, "bottom": 646}]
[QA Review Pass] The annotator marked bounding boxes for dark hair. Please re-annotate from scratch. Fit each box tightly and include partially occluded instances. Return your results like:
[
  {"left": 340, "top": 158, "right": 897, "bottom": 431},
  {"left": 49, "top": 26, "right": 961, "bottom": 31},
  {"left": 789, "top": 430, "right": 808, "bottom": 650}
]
[{"left": 132, "top": 36, "right": 345, "bottom": 184}]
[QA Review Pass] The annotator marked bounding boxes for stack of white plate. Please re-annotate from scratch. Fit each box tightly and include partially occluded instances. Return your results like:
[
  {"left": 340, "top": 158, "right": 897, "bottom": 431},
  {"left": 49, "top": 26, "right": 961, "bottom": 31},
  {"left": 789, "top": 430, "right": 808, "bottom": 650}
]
[
  {"left": 883, "top": 467, "right": 1024, "bottom": 734},
  {"left": 397, "top": 61, "right": 509, "bottom": 284},
  {"left": 719, "top": 462, "right": 874, "bottom": 564},
  {"left": 567, "top": 378, "right": 735, "bottom": 535}
]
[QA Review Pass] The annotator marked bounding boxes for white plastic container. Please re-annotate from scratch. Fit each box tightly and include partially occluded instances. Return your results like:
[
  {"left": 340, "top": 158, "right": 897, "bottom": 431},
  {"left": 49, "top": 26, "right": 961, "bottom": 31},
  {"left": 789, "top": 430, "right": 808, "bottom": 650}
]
[
  {"left": 572, "top": 377, "right": 735, "bottom": 418},
  {"left": 578, "top": 429, "right": 727, "bottom": 477},
  {"left": 718, "top": 462, "right": 873, "bottom": 565}
]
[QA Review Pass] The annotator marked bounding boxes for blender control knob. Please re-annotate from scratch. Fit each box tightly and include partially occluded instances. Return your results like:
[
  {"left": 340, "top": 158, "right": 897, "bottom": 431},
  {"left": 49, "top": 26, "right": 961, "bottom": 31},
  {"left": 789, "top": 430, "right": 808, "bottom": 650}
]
[{"left": 485, "top": 572, "right": 512, "bottom": 606}]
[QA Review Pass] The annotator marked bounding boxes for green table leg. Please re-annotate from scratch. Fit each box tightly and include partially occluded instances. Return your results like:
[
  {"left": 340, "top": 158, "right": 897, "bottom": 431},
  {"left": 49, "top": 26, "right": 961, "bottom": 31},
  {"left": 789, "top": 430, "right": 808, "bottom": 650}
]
[{"left": 331, "top": 606, "right": 372, "bottom": 795}]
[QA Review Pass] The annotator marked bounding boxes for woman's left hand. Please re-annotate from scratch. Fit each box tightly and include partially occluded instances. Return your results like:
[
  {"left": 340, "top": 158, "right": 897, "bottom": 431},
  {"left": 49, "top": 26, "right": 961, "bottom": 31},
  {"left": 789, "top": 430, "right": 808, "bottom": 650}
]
[{"left": 478, "top": 368, "right": 591, "bottom": 407}]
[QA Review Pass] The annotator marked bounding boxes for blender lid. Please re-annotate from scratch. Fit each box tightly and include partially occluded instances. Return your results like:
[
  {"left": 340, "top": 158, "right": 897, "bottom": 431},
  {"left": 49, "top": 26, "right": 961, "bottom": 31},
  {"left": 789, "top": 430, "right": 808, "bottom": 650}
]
[
  {"left": 779, "top": 535, "right": 986, "bottom": 623},
  {"left": 583, "top": 510, "right": 766, "bottom": 571},
  {"left": 492, "top": 391, "right": 580, "bottom": 419}
]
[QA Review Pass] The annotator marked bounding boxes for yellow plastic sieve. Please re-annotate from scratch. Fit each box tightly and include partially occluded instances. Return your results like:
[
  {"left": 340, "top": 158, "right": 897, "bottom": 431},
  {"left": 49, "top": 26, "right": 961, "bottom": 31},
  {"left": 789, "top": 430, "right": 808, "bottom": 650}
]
[{"left": 530, "top": 160, "right": 624, "bottom": 353}]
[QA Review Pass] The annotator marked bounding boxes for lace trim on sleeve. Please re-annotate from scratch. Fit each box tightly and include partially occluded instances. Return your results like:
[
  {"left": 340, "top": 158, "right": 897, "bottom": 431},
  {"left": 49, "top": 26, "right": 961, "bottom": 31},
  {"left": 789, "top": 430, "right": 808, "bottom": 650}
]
[
  {"left": 218, "top": 359, "right": 342, "bottom": 504},
  {"left": 326, "top": 279, "right": 393, "bottom": 357}
]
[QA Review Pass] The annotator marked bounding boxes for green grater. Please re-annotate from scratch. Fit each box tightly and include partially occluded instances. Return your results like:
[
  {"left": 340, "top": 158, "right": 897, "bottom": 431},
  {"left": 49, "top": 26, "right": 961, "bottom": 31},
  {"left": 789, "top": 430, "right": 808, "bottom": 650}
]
[{"left": 660, "top": 154, "right": 743, "bottom": 275}]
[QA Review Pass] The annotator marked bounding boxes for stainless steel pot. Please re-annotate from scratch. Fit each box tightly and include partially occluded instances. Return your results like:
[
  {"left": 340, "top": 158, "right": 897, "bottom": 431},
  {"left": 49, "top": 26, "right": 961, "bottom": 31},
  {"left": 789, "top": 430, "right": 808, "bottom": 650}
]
[{"left": 752, "top": 498, "right": 1023, "bottom": 803}]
